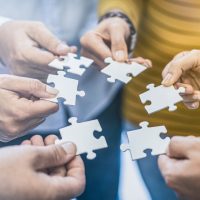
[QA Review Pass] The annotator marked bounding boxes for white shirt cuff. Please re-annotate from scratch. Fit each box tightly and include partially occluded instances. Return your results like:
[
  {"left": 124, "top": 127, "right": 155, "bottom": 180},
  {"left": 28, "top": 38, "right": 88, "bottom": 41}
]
[{"left": 0, "top": 17, "right": 11, "bottom": 26}]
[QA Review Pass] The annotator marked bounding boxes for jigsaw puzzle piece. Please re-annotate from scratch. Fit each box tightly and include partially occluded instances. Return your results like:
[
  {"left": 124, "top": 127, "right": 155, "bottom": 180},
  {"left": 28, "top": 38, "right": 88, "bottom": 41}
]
[
  {"left": 48, "top": 53, "right": 93, "bottom": 76},
  {"left": 120, "top": 121, "right": 170, "bottom": 160},
  {"left": 102, "top": 57, "right": 147, "bottom": 84},
  {"left": 55, "top": 118, "right": 108, "bottom": 160},
  {"left": 139, "top": 84, "right": 185, "bottom": 114},
  {"left": 46, "top": 71, "right": 85, "bottom": 105}
]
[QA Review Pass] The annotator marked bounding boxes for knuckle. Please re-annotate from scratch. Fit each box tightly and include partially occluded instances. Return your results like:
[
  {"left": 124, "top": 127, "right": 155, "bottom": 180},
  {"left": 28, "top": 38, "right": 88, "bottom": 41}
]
[
  {"left": 51, "top": 146, "right": 66, "bottom": 163},
  {"left": 29, "top": 79, "right": 43, "bottom": 93},
  {"left": 5, "top": 121, "right": 21, "bottom": 137},
  {"left": 80, "top": 31, "right": 93, "bottom": 45}
]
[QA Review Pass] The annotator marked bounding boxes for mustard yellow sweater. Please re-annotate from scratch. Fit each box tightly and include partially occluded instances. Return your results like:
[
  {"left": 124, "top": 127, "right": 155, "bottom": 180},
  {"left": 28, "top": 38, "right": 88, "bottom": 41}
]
[{"left": 99, "top": 0, "right": 200, "bottom": 136}]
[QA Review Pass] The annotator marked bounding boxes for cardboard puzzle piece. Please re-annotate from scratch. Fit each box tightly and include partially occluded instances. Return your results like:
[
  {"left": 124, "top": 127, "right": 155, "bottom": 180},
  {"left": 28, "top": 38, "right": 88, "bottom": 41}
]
[
  {"left": 46, "top": 71, "right": 85, "bottom": 105},
  {"left": 120, "top": 121, "right": 170, "bottom": 160},
  {"left": 55, "top": 117, "right": 108, "bottom": 159},
  {"left": 101, "top": 57, "right": 147, "bottom": 84},
  {"left": 139, "top": 84, "right": 185, "bottom": 114},
  {"left": 48, "top": 53, "right": 93, "bottom": 75}
]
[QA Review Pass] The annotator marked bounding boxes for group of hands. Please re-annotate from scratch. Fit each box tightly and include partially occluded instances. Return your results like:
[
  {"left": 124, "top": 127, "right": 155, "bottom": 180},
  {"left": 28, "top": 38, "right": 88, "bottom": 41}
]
[{"left": 0, "top": 16, "right": 200, "bottom": 199}]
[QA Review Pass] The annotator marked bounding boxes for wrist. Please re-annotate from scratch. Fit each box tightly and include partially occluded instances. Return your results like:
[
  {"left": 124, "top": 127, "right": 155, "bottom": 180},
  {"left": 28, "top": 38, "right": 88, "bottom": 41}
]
[{"left": 99, "top": 11, "right": 136, "bottom": 53}]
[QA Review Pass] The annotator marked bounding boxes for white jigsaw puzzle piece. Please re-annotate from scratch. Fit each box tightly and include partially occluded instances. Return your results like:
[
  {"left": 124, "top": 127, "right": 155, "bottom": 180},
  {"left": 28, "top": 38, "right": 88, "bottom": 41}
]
[
  {"left": 120, "top": 121, "right": 170, "bottom": 160},
  {"left": 55, "top": 117, "right": 108, "bottom": 160},
  {"left": 45, "top": 71, "right": 85, "bottom": 105},
  {"left": 139, "top": 84, "right": 185, "bottom": 114},
  {"left": 101, "top": 57, "right": 147, "bottom": 84},
  {"left": 48, "top": 53, "right": 93, "bottom": 75}
]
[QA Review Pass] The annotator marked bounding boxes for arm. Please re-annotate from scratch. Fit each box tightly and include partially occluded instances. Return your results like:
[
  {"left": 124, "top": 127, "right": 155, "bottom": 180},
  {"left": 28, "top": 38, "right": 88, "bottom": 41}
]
[{"left": 99, "top": 0, "right": 144, "bottom": 30}]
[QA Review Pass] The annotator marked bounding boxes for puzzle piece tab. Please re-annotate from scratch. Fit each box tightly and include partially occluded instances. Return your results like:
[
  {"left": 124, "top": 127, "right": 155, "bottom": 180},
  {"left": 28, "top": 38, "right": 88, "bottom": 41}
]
[
  {"left": 139, "top": 84, "right": 185, "bottom": 114},
  {"left": 55, "top": 117, "right": 108, "bottom": 159},
  {"left": 49, "top": 53, "right": 93, "bottom": 75},
  {"left": 101, "top": 57, "right": 147, "bottom": 84},
  {"left": 46, "top": 71, "right": 85, "bottom": 105},
  {"left": 120, "top": 121, "right": 170, "bottom": 160}
]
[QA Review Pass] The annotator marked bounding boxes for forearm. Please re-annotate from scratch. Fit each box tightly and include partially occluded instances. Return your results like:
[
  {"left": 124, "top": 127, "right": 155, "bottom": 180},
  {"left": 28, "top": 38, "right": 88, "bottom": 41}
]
[{"left": 99, "top": 0, "right": 144, "bottom": 30}]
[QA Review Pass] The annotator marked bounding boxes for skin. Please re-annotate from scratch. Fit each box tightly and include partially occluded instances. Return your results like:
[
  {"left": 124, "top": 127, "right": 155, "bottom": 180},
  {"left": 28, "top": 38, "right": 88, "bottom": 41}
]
[
  {"left": 22, "top": 135, "right": 68, "bottom": 177},
  {"left": 0, "top": 20, "right": 77, "bottom": 81},
  {"left": 158, "top": 136, "right": 200, "bottom": 200},
  {"left": 81, "top": 17, "right": 152, "bottom": 68},
  {"left": 162, "top": 50, "right": 200, "bottom": 109},
  {"left": 0, "top": 74, "right": 59, "bottom": 142},
  {"left": 0, "top": 142, "right": 85, "bottom": 200}
]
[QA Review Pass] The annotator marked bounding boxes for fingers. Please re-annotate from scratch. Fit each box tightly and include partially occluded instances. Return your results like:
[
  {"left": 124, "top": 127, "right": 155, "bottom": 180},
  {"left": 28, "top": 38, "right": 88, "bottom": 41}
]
[
  {"left": 158, "top": 155, "right": 187, "bottom": 188},
  {"left": 110, "top": 28, "right": 128, "bottom": 62},
  {"left": 32, "top": 142, "right": 76, "bottom": 170},
  {"left": 28, "top": 22, "right": 70, "bottom": 56},
  {"left": 130, "top": 57, "right": 152, "bottom": 68},
  {"left": 25, "top": 99, "right": 58, "bottom": 118},
  {"left": 49, "top": 156, "right": 85, "bottom": 199},
  {"left": 0, "top": 75, "right": 58, "bottom": 99},
  {"left": 176, "top": 83, "right": 200, "bottom": 109},
  {"left": 162, "top": 50, "right": 200, "bottom": 86},
  {"left": 30, "top": 135, "right": 45, "bottom": 146},
  {"left": 44, "top": 135, "right": 67, "bottom": 177},
  {"left": 21, "top": 140, "right": 32, "bottom": 145},
  {"left": 167, "top": 136, "right": 196, "bottom": 159},
  {"left": 80, "top": 31, "right": 112, "bottom": 62}
]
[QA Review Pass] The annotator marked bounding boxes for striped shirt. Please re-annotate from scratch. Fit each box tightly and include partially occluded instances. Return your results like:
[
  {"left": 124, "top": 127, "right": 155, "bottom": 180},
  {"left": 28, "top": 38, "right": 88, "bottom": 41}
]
[{"left": 100, "top": 0, "right": 200, "bottom": 136}]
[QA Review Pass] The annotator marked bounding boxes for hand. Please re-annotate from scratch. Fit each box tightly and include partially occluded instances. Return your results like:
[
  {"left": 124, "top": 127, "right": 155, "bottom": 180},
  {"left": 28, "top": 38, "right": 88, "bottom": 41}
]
[
  {"left": 0, "top": 143, "right": 85, "bottom": 200},
  {"left": 162, "top": 50, "right": 200, "bottom": 109},
  {"left": 22, "top": 134, "right": 68, "bottom": 176},
  {"left": 158, "top": 136, "right": 200, "bottom": 200},
  {"left": 0, "top": 20, "right": 77, "bottom": 81},
  {"left": 0, "top": 74, "right": 59, "bottom": 142},
  {"left": 81, "top": 17, "right": 130, "bottom": 68}
]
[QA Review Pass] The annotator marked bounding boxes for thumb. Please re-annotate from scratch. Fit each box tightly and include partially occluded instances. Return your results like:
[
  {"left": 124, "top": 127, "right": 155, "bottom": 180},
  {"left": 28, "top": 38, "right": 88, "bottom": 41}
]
[
  {"left": 162, "top": 50, "right": 200, "bottom": 86},
  {"left": 28, "top": 22, "right": 70, "bottom": 55},
  {"left": 32, "top": 143, "right": 76, "bottom": 170},
  {"left": 110, "top": 28, "right": 128, "bottom": 62},
  {"left": 0, "top": 75, "right": 58, "bottom": 98}
]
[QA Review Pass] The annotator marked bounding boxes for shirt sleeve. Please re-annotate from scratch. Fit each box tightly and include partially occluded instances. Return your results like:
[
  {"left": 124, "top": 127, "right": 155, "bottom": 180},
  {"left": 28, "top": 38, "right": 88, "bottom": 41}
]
[
  {"left": 0, "top": 16, "right": 10, "bottom": 26},
  {"left": 99, "top": 0, "right": 144, "bottom": 30}
]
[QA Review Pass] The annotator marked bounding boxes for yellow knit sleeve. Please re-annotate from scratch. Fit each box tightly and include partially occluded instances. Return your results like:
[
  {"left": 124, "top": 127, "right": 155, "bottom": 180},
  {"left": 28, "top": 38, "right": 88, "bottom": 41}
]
[{"left": 99, "top": 0, "right": 144, "bottom": 29}]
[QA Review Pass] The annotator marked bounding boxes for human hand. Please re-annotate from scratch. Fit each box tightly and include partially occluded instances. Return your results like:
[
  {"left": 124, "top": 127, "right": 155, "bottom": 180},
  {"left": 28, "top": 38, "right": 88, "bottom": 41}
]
[
  {"left": 158, "top": 136, "right": 200, "bottom": 200},
  {"left": 0, "top": 143, "right": 85, "bottom": 200},
  {"left": 81, "top": 17, "right": 130, "bottom": 68},
  {"left": 0, "top": 74, "right": 59, "bottom": 142},
  {"left": 22, "top": 134, "right": 68, "bottom": 177},
  {"left": 162, "top": 50, "right": 200, "bottom": 109},
  {"left": 0, "top": 20, "right": 77, "bottom": 81}
]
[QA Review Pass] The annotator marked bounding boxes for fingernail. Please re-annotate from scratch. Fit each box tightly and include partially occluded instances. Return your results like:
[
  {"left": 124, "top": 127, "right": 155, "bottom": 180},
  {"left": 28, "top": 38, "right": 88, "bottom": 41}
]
[
  {"left": 162, "top": 73, "right": 173, "bottom": 85},
  {"left": 115, "top": 50, "right": 125, "bottom": 61},
  {"left": 61, "top": 142, "right": 76, "bottom": 155},
  {"left": 56, "top": 43, "right": 69, "bottom": 54},
  {"left": 46, "top": 85, "right": 59, "bottom": 96}
]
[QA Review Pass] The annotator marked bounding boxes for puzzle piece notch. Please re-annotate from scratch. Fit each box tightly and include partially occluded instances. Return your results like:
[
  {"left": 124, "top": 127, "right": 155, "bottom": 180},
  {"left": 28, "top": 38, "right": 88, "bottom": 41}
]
[
  {"left": 139, "top": 84, "right": 185, "bottom": 114},
  {"left": 101, "top": 57, "right": 147, "bottom": 84},
  {"left": 120, "top": 121, "right": 170, "bottom": 160},
  {"left": 46, "top": 71, "right": 85, "bottom": 105},
  {"left": 55, "top": 117, "right": 108, "bottom": 160},
  {"left": 48, "top": 53, "right": 94, "bottom": 75}
]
